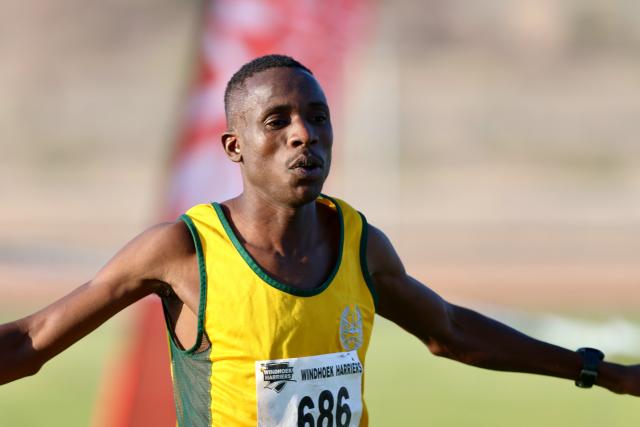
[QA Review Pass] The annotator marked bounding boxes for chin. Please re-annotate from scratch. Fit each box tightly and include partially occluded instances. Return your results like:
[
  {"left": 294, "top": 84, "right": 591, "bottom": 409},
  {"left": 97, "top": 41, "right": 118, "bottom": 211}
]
[{"left": 287, "top": 183, "right": 324, "bottom": 208}]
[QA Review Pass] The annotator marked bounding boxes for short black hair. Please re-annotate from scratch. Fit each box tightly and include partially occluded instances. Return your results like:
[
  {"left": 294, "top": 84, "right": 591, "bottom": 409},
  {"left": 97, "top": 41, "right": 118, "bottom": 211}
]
[{"left": 224, "top": 54, "right": 313, "bottom": 122}]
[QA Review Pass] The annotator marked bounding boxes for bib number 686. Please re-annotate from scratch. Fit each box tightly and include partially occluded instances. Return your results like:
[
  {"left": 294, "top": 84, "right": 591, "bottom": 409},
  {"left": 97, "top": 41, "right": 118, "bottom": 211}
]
[{"left": 297, "top": 386, "right": 352, "bottom": 427}]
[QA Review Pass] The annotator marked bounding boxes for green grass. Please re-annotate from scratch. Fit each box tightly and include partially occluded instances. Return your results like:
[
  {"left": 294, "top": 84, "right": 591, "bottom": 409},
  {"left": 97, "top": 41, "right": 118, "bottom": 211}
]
[{"left": 0, "top": 309, "right": 638, "bottom": 426}]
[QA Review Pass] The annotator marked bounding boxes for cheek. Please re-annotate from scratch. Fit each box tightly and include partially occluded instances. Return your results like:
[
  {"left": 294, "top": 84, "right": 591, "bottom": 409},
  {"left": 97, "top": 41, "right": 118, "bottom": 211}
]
[
  {"left": 322, "top": 131, "right": 333, "bottom": 158},
  {"left": 248, "top": 140, "right": 280, "bottom": 167},
  {"left": 321, "top": 125, "right": 333, "bottom": 146},
  {"left": 244, "top": 128, "right": 278, "bottom": 156},
  {"left": 243, "top": 139, "right": 285, "bottom": 177}
]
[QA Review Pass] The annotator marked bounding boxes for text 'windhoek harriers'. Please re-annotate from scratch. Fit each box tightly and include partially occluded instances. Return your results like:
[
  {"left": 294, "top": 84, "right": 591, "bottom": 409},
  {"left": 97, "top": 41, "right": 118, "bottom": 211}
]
[{"left": 300, "top": 360, "right": 363, "bottom": 381}]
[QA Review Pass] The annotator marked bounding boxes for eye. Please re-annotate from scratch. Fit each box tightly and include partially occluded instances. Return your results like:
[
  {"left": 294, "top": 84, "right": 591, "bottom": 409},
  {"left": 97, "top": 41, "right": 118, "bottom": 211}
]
[
  {"left": 265, "top": 117, "right": 289, "bottom": 129},
  {"left": 312, "top": 112, "right": 329, "bottom": 124}
]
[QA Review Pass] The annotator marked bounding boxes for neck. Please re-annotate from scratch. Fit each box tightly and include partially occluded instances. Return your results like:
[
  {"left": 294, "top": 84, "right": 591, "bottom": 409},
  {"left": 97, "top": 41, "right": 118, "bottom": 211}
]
[{"left": 224, "top": 189, "right": 320, "bottom": 256}]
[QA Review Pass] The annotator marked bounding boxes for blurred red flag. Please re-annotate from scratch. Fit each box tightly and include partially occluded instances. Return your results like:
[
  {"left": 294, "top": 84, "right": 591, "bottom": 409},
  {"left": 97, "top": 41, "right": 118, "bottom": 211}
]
[{"left": 94, "top": 1, "right": 370, "bottom": 426}]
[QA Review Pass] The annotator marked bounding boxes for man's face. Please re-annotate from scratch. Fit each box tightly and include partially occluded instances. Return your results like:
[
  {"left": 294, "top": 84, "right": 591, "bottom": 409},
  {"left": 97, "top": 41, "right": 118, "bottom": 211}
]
[{"left": 230, "top": 67, "right": 333, "bottom": 207}]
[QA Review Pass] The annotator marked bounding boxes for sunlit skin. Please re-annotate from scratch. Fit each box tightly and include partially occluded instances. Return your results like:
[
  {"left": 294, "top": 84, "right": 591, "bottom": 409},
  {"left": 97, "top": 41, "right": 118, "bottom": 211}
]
[{"left": 0, "top": 66, "right": 638, "bottom": 402}]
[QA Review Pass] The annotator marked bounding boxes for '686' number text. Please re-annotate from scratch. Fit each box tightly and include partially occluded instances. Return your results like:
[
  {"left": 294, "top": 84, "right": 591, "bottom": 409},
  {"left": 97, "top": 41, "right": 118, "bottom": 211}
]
[{"left": 297, "top": 386, "right": 352, "bottom": 427}]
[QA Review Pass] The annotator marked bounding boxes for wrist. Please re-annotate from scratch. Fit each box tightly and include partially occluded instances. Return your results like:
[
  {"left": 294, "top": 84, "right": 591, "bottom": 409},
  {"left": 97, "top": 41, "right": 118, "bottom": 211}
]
[{"left": 597, "top": 361, "right": 629, "bottom": 394}]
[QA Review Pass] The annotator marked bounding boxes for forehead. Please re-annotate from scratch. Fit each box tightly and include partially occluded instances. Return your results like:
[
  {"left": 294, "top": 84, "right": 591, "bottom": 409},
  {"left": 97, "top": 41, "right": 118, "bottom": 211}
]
[{"left": 242, "top": 67, "right": 328, "bottom": 114}]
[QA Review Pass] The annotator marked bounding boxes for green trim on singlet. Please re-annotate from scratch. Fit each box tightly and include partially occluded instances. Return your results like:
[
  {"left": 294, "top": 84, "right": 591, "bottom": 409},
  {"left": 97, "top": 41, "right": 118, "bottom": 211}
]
[
  {"left": 165, "top": 214, "right": 207, "bottom": 354},
  {"left": 212, "top": 195, "right": 345, "bottom": 297},
  {"left": 159, "top": 215, "right": 212, "bottom": 427},
  {"left": 358, "top": 212, "right": 379, "bottom": 310}
]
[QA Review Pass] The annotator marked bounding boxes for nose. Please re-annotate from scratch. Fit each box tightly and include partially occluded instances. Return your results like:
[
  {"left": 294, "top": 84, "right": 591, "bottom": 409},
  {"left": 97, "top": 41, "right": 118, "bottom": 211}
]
[{"left": 287, "top": 116, "right": 317, "bottom": 148}]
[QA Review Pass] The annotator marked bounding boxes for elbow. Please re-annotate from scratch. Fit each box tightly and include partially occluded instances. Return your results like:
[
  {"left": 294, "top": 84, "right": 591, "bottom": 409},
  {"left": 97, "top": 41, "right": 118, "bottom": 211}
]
[
  {"left": 0, "top": 322, "right": 45, "bottom": 384},
  {"left": 425, "top": 336, "right": 480, "bottom": 366},
  {"left": 424, "top": 337, "right": 456, "bottom": 359},
  {"left": 0, "top": 351, "right": 44, "bottom": 385},
  {"left": 22, "top": 358, "right": 44, "bottom": 378},
  {"left": 20, "top": 334, "right": 47, "bottom": 379},
  {"left": 0, "top": 357, "right": 42, "bottom": 385},
  {"left": 422, "top": 308, "right": 461, "bottom": 359},
  {"left": 422, "top": 318, "right": 474, "bottom": 363}
]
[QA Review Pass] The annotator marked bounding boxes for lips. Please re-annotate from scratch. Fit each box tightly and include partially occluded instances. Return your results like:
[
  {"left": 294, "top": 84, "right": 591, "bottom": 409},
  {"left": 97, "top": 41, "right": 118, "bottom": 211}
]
[
  {"left": 288, "top": 153, "right": 325, "bottom": 178},
  {"left": 289, "top": 153, "right": 324, "bottom": 169}
]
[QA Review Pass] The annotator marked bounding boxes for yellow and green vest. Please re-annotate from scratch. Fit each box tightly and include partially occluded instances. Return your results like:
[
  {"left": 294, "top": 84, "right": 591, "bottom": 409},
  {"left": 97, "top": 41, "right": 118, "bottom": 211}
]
[{"left": 164, "top": 195, "right": 377, "bottom": 426}]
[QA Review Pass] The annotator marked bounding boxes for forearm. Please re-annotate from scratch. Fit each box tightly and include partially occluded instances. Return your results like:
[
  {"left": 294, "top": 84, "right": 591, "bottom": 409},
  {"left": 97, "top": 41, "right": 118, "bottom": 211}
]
[
  {"left": 435, "top": 305, "right": 580, "bottom": 377},
  {"left": 433, "top": 305, "right": 629, "bottom": 392},
  {"left": 0, "top": 280, "right": 153, "bottom": 386}
]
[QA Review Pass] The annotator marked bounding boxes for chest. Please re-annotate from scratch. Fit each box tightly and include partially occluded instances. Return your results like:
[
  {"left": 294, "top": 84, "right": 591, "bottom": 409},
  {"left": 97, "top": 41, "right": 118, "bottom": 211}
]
[{"left": 246, "top": 240, "right": 338, "bottom": 292}]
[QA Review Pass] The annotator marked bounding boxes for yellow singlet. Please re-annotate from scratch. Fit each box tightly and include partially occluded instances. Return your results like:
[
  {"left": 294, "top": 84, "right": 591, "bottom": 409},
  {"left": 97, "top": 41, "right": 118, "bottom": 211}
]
[{"left": 163, "top": 195, "right": 377, "bottom": 426}]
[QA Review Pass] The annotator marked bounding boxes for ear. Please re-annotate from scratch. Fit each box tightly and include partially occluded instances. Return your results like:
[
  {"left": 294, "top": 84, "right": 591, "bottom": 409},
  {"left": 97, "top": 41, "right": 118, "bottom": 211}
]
[{"left": 221, "top": 131, "right": 242, "bottom": 162}]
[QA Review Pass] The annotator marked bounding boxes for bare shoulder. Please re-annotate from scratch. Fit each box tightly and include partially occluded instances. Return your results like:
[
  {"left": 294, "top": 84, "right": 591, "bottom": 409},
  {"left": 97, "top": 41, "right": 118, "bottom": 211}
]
[
  {"left": 364, "top": 222, "right": 450, "bottom": 335},
  {"left": 364, "top": 223, "right": 406, "bottom": 278},
  {"left": 363, "top": 223, "right": 407, "bottom": 318},
  {"left": 93, "top": 220, "right": 196, "bottom": 295},
  {"left": 136, "top": 220, "right": 196, "bottom": 261},
  {"left": 137, "top": 220, "right": 194, "bottom": 254}
]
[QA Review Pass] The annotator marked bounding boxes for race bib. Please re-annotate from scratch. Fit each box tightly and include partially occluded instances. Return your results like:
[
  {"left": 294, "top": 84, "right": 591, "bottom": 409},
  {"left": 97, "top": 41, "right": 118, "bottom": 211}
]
[{"left": 255, "top": 351, "right": 363, "bottom": 427}]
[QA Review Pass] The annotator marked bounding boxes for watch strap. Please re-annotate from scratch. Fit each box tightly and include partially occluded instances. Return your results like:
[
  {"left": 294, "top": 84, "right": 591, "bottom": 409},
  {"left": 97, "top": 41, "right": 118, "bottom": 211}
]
[{"left": 575, "top": 347, "right": 605, "bottom": 388}]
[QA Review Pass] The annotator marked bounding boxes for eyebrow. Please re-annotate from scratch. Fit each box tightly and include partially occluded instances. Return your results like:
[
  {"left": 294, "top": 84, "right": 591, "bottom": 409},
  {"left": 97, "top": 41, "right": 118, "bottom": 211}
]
[
  {"left": 309, "top": 101, "right": 329, "bottom": 110},
  {"left": 260, "top": 101, "right": 329, "bottom": 120}
]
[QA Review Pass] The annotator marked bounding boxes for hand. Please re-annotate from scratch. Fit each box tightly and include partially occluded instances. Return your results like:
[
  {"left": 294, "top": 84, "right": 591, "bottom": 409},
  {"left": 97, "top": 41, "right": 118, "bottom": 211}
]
[
  {"left": 619, "top": 364, "right": 640, "bottom": 396},
  {"left": 600, "top": 363, "right": 640, "bottom": 396}
]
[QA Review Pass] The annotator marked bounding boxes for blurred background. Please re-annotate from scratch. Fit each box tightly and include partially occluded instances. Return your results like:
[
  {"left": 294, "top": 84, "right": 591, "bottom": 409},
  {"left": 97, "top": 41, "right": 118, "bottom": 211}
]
[{"left": 1, "top": 0, "right": 639, "bottom": 426}]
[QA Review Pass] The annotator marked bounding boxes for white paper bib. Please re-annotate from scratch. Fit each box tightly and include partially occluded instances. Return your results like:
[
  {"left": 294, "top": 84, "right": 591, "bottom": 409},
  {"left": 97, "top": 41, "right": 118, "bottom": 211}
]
[{"left": 255, "top": 351, "right": 363, "bottom": 427}]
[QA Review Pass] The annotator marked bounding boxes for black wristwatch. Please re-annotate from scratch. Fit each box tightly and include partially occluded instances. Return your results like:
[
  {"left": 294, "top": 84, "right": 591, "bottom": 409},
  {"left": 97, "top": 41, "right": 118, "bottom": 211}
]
[{"left": 575, "top": 347, "right": 605, "bottom": 388}]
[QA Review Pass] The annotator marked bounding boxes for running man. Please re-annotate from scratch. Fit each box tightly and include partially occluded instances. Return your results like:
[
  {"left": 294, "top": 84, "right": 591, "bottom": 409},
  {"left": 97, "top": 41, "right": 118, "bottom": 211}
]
[{"left": 1, "top": 55, "right": 638, "bottom": 426}]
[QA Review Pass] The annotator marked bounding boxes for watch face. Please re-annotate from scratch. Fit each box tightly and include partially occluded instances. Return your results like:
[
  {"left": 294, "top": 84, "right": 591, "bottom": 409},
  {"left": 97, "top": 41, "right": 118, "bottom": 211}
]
[{"left": 577, "top": 347, "right": 605, "bottom": 360}]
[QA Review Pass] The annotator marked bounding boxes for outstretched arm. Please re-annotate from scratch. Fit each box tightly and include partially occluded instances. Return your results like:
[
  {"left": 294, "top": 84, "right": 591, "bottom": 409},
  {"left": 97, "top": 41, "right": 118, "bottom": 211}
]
[
  {"left": 0, "top": 221, "right": 196, "bottom": 385},
  {"left": 366, "top": 223, "right": 639, "bottom": 396}
]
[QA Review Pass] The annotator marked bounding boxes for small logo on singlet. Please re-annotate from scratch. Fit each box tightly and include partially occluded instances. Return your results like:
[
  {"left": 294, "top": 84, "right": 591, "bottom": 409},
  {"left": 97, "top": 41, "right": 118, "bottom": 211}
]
[
  {"left": 259, "top": 362, "right": 296, "bottom": 393},
  {"left": 340, "top": 305, "right": 363, "bottom": 351}
]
